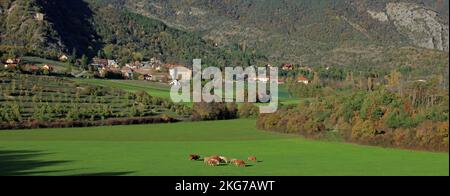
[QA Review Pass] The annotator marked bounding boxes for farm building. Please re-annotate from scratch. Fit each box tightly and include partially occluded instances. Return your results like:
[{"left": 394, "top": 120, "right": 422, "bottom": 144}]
[
  {"left": 108, "top": 60, "right": 119, "bottom": 68},
  {"left": 126, "top": 61, "right": 143, "bottom": 69},
  {"left": 42, "top": 64, "right": 53, "bottom": 71},
  {"left": 298, "top": 76, "right": 309, "bottom": 84},
  {"left": 121, "top": 67, "right": 134, "bottom": 79},
  {"left": 5, "top": 58, "right": 20, "bottom": 64},
  {"left": 34, "top": 12, "right": 45, "bottom": 21},
  {"left": 59, "top": 55, "right": 68, "bottom": 62},
  {"left": 282, "top": 64, "right": 294, "bottom": 71},
  {"left": 142, "top": 74, "right": 153, "bottom": 81}
]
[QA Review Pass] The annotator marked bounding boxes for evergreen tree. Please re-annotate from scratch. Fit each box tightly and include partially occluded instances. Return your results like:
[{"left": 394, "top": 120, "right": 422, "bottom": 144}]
[{"left": 68, "top": 48, "right": 77, "bottom": 65}]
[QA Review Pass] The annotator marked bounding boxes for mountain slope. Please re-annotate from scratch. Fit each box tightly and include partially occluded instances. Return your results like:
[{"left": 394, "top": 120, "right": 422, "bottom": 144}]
[
  {"left": 0, "top": 0, "right": 261, "bottom": 67},
  {"left": 117, "top": 0, "right": 449, "bottom": 65},
  {"left": 1, "top": 0, "right": 448, "bottom": 71},
  {"left": 0, "top": 0, "right": 64, "bottom": 57},
  {"left": 36, "top": 0, "right": 101, "bottom": 56}
]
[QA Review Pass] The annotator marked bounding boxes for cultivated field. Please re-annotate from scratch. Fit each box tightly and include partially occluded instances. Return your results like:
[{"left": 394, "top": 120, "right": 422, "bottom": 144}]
[
  {"left": 0, "top": 73, "right": 187, "bottom": 129},
  {"left": 0, "top": 119, "right": 447, "bottom": 176},
  {"left": 74, "top": 79, "right": 172, "bottom": 99}
]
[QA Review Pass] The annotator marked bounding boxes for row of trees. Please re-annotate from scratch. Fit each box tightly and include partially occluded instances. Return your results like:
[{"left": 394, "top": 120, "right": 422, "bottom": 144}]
[{"left": 191, "top": 102, "right": 260, "bottom": 121}]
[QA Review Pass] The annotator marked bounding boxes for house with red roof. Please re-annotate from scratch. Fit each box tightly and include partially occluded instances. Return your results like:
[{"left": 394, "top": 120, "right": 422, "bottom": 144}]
[
  {"left": 282, "top": 63, "right": 294, "bottom": 71},
  {"left": 298, "top": 76, "right": 309, "bottom": 84}
]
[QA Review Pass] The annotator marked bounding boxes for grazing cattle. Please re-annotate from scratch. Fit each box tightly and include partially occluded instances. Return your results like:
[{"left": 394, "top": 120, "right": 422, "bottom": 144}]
[
  {"left": 204, "top": 156, "right": 212, "bottom": 164},
  {"left": 207, "top": 158, "right": 220, "bottom": 166},
  {"left": 210, "top": 155, "right": 228, "bottom": 163},
  {"left": 210, "top": 155, "right": 221, "bottom": 160},
  {"left": 248, "top": 156, "right": 257, "bottom": 162},
  {"left": 189, "top": 154, "right": 201, "bottom": 161},
  {"left": 233, "top": 160, "right": 246, "bottom": 167},
  {"left": 219, "top": 156, "right": 229, "bottom": 164}
]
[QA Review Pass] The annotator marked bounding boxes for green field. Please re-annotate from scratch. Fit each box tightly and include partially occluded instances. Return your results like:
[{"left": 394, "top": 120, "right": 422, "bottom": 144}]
[
  {"left": 74, "top": 79, "right": 302, "bottom": 105},
  {"left": 74, "top": 79, "right": 172, "bottom": 99},
  {"left": 21, "top": 56, "right": 73, "bottom": 73},
  {"left": 0, "top": 119, "right": 448, "bottom": 176}
]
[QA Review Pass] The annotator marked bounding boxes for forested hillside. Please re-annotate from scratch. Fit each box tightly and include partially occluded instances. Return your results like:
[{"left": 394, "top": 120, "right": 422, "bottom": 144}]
[
  {"left": 116, "top": 0, "right": 449, "bottom": 67},
  {"left": 0, "top": 0, "right": 448, "bottom": 71},
  {"left": 0, "top": 0, "right": 64, "bottom": 57},
  {"left": 0, "top": 0, "right": 262, "bottom": 67}
]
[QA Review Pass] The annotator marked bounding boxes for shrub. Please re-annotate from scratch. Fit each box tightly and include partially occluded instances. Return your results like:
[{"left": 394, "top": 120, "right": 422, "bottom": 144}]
[
  {"left": 238, "top": 103, "right": 259, "bottom": 119},
  {"left": 191, "top": 102, "right": 237, "bottom": 121}
]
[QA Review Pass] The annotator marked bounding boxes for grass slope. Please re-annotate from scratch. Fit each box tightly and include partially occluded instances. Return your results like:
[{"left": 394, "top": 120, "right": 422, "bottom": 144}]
[
  {"left": 74, "top": 79, "right": 172, "bottom": 99},
  {"left": 75, "top": 79, "right": 302, "bottom": 105},
  {"left": 0, "top": 120, "right": 448, "bottom": 176}
]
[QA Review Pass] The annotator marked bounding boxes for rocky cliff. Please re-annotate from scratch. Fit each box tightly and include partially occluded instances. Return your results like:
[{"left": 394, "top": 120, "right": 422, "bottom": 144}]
[{"left": 384, "top": 2, "right": 449, "bottom": 51}]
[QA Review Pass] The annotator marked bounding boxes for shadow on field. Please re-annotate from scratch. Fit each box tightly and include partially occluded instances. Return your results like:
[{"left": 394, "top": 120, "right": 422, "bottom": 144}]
[
  {"left": 0, "top": 150, "right": 70, "bottom": 176},
  {"left": 72, "top": 172, "right": 135, "bottom": 176},
  {"left": 0, "top": 150, "right": 133, "bottom": 176}
]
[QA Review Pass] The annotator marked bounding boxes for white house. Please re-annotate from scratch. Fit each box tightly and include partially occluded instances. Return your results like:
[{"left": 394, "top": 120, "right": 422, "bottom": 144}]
[
  {"left": 108, "top": 60, "right": 119, "bottom": 68},
  {"left": 59, "top": 55, "right": 68, "bottom": 62},
  {"left": 34, "top": 13, "right": 45, "bottom": 21},
  {"left": 169, "top": 66, "right": 192, "bottom": 80}
]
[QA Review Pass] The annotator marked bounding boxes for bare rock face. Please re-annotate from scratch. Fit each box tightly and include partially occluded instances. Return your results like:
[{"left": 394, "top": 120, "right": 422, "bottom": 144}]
[{"left": 386, "top": 2, "right": 449, "bottom": 52}]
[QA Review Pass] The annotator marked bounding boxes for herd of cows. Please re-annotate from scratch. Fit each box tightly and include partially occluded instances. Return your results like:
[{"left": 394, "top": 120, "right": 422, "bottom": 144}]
[{"left": 189, "top": 154, "right": 258, "bottom": 167}]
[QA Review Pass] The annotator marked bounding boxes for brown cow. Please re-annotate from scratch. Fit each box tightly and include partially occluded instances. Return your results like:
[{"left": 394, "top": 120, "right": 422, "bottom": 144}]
[
  {"left": 219, "top": 156, "right": 229, "bottom": 164},
  {"left": 209, "top": 155, "right": 229, "bottom": 164},
  {"left": 207, "top": 158, "right": 220, "bottom": 166},
  {"left": 248, "top": 156, "right": 257, "bottom": 162},
  {"left": 210, "top": 155, "right": 221, "bottom": 160},
  {"left": 233, "top": 160, "right": 246, "bottom": 167},
  {"left": 204, "top": 156, "right": 212, "bottom": 164},
  {"left": 189, "top": 154, "right": 201, "bottom": 161},
  {"left": 204, "top": 156, "right": 219, "bottom": 163}
]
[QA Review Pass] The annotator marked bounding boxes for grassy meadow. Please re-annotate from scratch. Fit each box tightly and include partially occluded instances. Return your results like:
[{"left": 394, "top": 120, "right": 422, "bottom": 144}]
[
  {"left": 21, "top": 56, "right": 72, "bottom": 73},
  {"left": 0, "top": 119, "right": 448, "bottom": 176},
  {"left": 74, "top": 79, "right": 172, "bottom": 99},
  {"left": 73, "top": 79, "right": 302, "bottom": 105}
]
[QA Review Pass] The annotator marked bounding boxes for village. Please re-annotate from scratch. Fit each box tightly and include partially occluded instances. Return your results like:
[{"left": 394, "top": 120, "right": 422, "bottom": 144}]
[
  {"left": 1, "top": 55, "right": 316, "bottom": 85},
  {"left": 2, "top": 58, "right": 54, "bottom": 74},
  {"left": 1, "top": 55, "right": 188, "bottom": 83}
]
